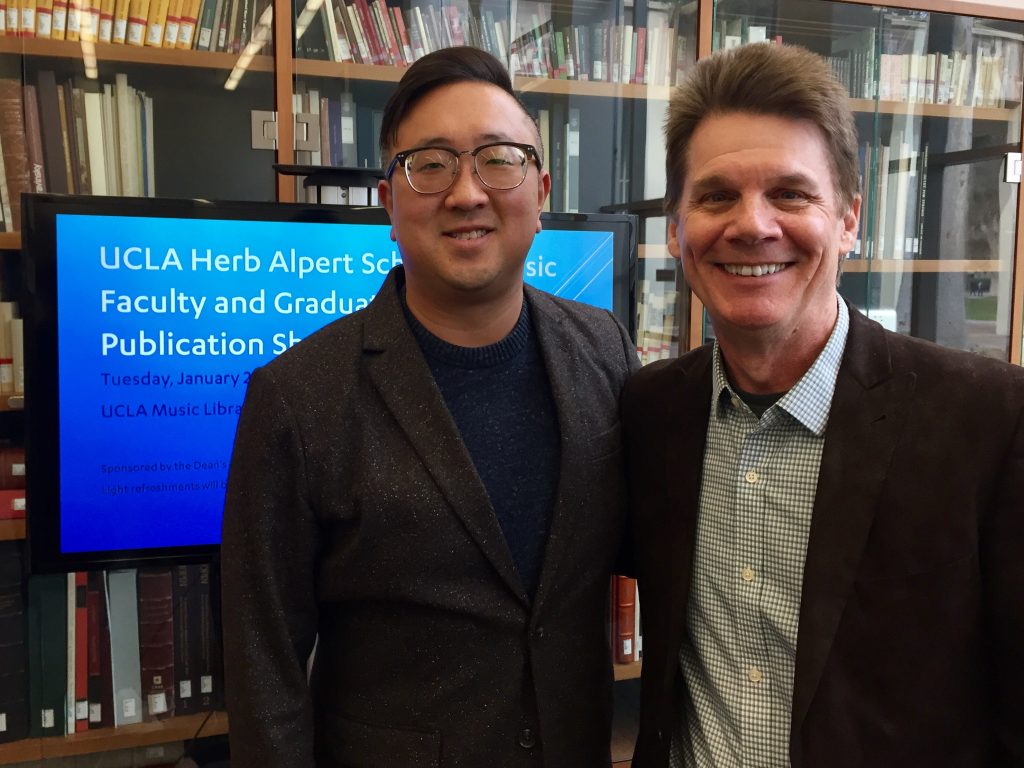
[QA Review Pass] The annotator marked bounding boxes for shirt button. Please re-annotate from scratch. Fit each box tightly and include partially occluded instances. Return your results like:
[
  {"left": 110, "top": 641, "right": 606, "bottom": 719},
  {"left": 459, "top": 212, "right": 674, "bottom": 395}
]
[
  {"left": 533, "top": 626, "right": 544, "bottom": 641},
  {"left": 730, "top": 395, "right": 741, "bottom": 409},
  {"left": 518, "top": 727, "right": 537, "bottom": 749},
  {"left": 744, "top": 470, "right": 759, "bottom": 484},
  {"left": 748, "top": 666, "right": 764, "bottom": 683},
  {"left": 741, "top": 567, "right": 755, "bottom": 582}
]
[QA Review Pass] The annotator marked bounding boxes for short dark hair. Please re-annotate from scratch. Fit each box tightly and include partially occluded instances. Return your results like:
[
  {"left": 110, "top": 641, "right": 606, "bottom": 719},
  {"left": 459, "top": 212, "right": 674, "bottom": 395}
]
[
  {"left": 379, "top": 46, "right": 541, "bottom": 167},
  {"left": 663, "top": 43, "right": 859, "bottom": 216}
]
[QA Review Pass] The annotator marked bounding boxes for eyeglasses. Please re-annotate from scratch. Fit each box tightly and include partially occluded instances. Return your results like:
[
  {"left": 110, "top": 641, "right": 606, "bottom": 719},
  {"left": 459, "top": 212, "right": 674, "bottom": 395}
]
[{"left": 385, "top": 142, "right": 542, "bottom": 194}]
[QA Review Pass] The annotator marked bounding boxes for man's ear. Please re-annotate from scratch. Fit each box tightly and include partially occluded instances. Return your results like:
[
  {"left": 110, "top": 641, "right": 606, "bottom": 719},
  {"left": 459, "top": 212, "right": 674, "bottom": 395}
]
[
  {"left": 839, "top": 193, "right": 861, "bottom": 254},
  {"left": 378, "top": 179, "right": 393, "bottom": 218},
  {"left": 535, "top": 169, "right": 551, "bottom": 233},
  {"left": 666, "top": 215, "right": 682, "bottom": 261}
]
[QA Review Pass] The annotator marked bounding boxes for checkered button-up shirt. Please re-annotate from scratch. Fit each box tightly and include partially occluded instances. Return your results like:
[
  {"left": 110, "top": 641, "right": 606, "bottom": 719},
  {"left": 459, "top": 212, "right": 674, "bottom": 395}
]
[{"left": 672, "top": 299, "right": 849, "bottom": 768}]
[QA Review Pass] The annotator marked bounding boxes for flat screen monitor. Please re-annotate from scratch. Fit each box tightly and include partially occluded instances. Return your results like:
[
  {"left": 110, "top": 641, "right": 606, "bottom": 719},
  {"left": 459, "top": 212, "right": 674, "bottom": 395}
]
[{"left": 22, "top": 194, "right": 637, "bottom": 572}]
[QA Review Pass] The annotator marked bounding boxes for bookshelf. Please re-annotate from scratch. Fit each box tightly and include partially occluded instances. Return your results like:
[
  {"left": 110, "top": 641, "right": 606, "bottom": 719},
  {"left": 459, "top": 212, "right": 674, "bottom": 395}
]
[{"left": 0, "top": 711, "right": 228, "bottom": 764}]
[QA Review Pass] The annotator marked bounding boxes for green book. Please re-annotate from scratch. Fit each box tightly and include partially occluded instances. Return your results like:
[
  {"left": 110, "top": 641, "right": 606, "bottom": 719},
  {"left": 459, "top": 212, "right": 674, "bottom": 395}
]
[{"left": 27, "top": 573, "right": 67, "bottom": 737}]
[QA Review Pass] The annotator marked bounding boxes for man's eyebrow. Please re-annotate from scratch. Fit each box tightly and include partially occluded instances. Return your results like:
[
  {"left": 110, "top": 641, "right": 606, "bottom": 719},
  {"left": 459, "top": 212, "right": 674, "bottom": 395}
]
[
  {"left": 688, "top": 174, "right": 734, "bottom": 194},
  {"left": 689, "top": 171, "right": 819, "bottom": 193},
  {"left": 407, "top": 133, "right": 513, "bottom": 148}
]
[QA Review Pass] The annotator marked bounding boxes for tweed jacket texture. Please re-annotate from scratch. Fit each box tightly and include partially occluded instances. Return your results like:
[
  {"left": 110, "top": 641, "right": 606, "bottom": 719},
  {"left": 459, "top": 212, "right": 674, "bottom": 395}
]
[
  {"left": 221, "top": 267, "right": 638, "bottom": 768},
  {"left": 623, "top": 305, "right": 1024, "bottom": 768}
]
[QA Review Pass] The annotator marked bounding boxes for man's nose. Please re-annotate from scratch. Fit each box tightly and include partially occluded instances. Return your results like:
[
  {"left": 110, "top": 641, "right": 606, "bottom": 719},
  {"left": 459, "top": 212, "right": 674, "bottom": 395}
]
[{"left": 725, "top": 196, "right": 782, "bottom": 244}]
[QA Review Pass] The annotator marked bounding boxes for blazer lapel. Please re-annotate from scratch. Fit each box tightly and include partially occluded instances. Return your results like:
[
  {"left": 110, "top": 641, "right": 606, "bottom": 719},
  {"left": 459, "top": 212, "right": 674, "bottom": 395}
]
[
  {"left": 524, "top": 289, "right": 589, "bottom": 609},
  {"left": 663, "top": 351, "right": 713, "bottom": 669},
  {"left": 362, "top": 270, "right": 527, "bottom": 604},
  {"left": 790, "top": 309, "right": 917, "bottom": 752}
]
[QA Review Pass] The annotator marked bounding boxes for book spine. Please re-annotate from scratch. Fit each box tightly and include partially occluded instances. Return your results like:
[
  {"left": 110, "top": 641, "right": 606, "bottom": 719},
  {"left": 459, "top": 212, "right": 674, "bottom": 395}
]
[
  {"left": 137, "top": 568, "right": 175, "bottom": 720},
  {"left": 33, "top": 0, "right": 51, "bottom": 36},
  {"left": 105, "top": 569, "right": 142, "bottom": 726},
  {"left": 19, "top": 0, "right": 35, "bottom": 37},
  {"left": 0, "top": 80, "right": 29, "bottom": 231},
  {"left": 162, "top": 0, "right": 181, "bottom": 45},
  {"left": 143, "top": 0, "right": 167, "bottom": 46},
  {"left": 27, "top": 573, "right": 66, "bottom": 737},
  {"left": 125, "top": 0, "right": 149, "bottom": 44},
  {"left": 86, "top": 571, "right": 103, "bottom": 728},
  {"left": 9, "top": 318, "right": 21, "bottom": 395},
  {"left": 171, "top": 564, "right": 197, "bottom": 715},
  {"left": 0, "top": 541, "right": 28, "bottom": 744},
  {"left": 96, "top": 0, "right": 112, "bottom": 39},
  {"left": 614, "top": 575, "right": 637, "bottom": 663}
]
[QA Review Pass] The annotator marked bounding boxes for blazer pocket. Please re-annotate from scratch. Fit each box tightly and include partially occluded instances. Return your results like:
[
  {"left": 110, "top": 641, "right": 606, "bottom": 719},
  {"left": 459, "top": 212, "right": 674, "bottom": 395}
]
[
  {"left": 321, "top": 713, "right": 441, "bottom": 768},
  {"left": 587, "top": 422, "right": 623, "bottom": 462}
]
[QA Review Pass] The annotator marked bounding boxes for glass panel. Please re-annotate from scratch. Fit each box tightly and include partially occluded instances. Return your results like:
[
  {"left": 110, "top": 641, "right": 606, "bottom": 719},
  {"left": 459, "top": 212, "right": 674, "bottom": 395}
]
[
  {"left": 0, "top": 0, "right": 278, "bottom": 229},
  {"left": 712, "top": 0, "right": 1024, "bottom": 361},
  {"left": 290, "top": 0, "right": 700, "bottom": 361}
]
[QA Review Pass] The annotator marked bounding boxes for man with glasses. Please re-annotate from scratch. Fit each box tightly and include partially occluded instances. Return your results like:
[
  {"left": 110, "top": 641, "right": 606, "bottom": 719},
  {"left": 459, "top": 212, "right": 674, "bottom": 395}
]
[{"left": 222, "top": 46, "right": 638, "bottom": 768}]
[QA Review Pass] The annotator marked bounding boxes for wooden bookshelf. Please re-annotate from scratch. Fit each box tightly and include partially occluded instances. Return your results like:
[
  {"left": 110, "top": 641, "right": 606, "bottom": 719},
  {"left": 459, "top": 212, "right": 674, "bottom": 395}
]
[
  {"left": 0, "top": 711, "right": 228, "bottom": 765},
  {"left": 0, "top": 234, "right": 18, "bottom": 251},
  {"left": 0, "top": 37, "right": 274, "bottom": 72},
  {"left": 0, "top": 519, "right": 25, "bottom": 541},
  {"left": 0, "top": 738, "right": 39, "bottom": 763}
]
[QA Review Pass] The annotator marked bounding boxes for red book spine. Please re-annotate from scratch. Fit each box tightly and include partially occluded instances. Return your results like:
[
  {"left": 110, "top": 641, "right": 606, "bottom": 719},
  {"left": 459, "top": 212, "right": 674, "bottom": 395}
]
[
  {"left": 352, "top": 0, "right": 383, "bottom": 65},
  {"left": 614, "top": 575, "right": 637, "bottom": 664},
  {"left": 137, "top": 569, "right": 175, "bottom": 720}
]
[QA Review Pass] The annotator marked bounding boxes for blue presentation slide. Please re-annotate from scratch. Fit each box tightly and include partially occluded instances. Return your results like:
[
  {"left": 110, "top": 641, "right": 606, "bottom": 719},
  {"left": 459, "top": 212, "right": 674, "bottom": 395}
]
[{"left": 55, "top": 213, "right": 616, "bottom": 553}]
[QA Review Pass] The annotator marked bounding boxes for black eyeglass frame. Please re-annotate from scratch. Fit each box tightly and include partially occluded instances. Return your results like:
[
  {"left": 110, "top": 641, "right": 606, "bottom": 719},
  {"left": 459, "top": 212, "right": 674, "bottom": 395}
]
[{"left": 384, "top": 141, "right": 543, "bottom": 193}]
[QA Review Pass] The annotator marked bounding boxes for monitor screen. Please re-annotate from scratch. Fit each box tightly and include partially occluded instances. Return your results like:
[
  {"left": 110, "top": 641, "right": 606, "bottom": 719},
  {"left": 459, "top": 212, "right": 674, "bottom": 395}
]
[{"left": 22, "top": 194, "right": 636, "bottom": 572}]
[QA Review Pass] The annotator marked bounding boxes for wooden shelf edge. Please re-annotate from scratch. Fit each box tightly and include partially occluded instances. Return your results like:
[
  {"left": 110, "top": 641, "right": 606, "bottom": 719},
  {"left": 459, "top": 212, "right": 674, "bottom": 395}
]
[
  {"left": 0, "top": 233, "right": 20, "bottom": 251},
  {"left": 0, "top": 711, "right": 229, "bottom": 763},
  {"left": 849, "top": 97, "right": 1016, "bottom": 121},
  {"left": 0, "top": 737, "right": 40, "bottom": 763},
  {"left": 0, "top": 37, "right": 273, "bottom": 72},
  {"left": 843, "top": 258, "right": 1005, "bottom": 273},
  {"left": 614, "top": 661, "right": 642, "bottom": 681},
  {"left": 0, "top": 519, "right": 25, "bottom": 541}
]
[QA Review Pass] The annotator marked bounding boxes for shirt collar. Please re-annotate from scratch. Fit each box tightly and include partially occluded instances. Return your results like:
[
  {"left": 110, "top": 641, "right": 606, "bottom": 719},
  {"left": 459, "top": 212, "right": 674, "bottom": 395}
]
[{"left": 710, "top": 298, "right": 849, "bottom": 436}]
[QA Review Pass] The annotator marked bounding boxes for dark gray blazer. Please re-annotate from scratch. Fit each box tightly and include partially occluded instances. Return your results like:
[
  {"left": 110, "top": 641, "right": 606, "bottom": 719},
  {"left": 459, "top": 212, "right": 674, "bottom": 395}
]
[
  {"left": 222, "top": 267, "right": 638, "bottom": 768},
  {"left": 624, "top": 306, "right": 1024, "bottom": 768}
]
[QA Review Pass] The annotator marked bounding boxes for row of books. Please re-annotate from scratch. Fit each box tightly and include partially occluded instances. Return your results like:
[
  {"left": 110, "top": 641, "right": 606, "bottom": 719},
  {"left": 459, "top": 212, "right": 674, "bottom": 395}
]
[
  {"left": 0, "top": 71, "right": 154, "bottom": 232},
  {"left": 301, "top": 0, "right": 695, "bottom": 87},
  {"left": 829, "top": 26, "right": 1022, "bottom": 108},
  {"left": 855, "top": 137, "right": 930, "bottom": 261},
  {"left": 0, "top": 0, "right": 270, "bottom": 56},
  {"left": 0, "top": 552, "right": 224, "bottom": 745},
  {"left": 829, "top": 49, "right": 1022, "bottom": 109}
]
